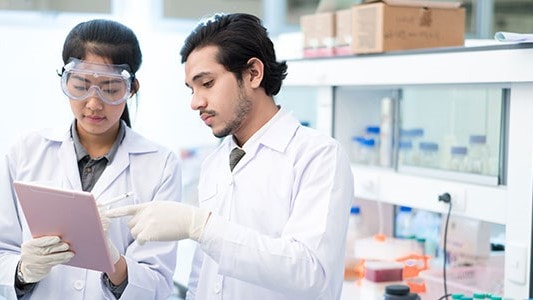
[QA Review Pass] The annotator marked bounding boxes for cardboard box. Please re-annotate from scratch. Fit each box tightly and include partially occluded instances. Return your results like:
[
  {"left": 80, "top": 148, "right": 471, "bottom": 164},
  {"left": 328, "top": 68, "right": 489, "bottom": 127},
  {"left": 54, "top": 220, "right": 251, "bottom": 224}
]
[
  {"left": 300, "top": 12, "right": 336, "bottom": 58},
  {"left": 351, "top": 0, "right": 465, "bottom": 54},
  {"left": 335, "top": 8, "right": 353, "bottom": 56}
]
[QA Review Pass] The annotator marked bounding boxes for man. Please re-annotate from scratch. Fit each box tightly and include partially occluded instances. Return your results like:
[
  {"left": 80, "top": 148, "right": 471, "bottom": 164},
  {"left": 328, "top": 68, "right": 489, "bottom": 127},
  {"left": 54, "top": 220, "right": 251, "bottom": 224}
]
[{"left": 108, "top": 13, "right": 354, "bottom": 299}]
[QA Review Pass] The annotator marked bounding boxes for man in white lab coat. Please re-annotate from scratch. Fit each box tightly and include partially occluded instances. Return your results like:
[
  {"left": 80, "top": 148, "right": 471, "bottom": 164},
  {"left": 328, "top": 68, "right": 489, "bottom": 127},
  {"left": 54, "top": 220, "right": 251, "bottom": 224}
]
[{"left": 108, "top": 13, "right": 354, "bottom": 299}]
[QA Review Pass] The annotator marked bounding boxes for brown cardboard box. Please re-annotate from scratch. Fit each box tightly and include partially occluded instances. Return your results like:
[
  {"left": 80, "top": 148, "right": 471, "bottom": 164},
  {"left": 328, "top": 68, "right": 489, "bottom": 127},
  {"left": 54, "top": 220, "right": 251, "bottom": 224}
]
[
  {"left": 300, "top": 12, "right": 336, "bottom": 58},
  {"left": 335, "top": 8, "right": 353, "bottom": 56},
  {"left": 351, "top": 0, "right": 465, "bottom": 54}
]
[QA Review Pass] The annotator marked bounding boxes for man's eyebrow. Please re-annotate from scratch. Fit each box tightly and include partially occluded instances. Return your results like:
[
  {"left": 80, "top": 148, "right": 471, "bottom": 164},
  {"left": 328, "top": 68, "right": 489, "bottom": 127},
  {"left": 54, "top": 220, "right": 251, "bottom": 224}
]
[{"left": 185, "top": 71, "right": 211, "bottom": 88}]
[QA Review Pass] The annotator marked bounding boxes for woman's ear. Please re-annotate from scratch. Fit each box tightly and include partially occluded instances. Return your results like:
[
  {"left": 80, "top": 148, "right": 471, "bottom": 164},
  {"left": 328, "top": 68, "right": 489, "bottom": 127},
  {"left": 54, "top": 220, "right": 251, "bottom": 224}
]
[
  {"left": 246, "top": 57, "right": 264, "bottom": 89},
  {"left": 130, "top": 78, "right": 140, "bottom": 97}
]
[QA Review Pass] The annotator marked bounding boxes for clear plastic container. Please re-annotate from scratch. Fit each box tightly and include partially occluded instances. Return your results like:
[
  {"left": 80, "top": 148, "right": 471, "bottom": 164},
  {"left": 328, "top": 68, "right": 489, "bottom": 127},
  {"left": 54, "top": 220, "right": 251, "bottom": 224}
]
[
  {"left": 468, "top": 135, "right": 489, "bottom": 174},
  {"left": 418, "top": 142, "right": 439, "bottom": 168},
  {"left": 449, "top": 146, "right": 469, "bottom": 172}
]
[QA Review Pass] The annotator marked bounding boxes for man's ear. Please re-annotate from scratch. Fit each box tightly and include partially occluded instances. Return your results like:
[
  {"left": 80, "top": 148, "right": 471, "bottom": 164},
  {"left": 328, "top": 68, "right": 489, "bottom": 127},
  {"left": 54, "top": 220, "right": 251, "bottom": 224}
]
[{"left": 246, "top": 57, "right": 264, "bottom": 89}]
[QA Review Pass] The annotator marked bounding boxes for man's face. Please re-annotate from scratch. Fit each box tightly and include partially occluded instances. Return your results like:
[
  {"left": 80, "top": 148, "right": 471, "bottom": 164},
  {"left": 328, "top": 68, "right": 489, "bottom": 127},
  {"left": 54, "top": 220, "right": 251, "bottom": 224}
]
[{"left": 184, "top": 45, "right": 251, "bottom": 138}]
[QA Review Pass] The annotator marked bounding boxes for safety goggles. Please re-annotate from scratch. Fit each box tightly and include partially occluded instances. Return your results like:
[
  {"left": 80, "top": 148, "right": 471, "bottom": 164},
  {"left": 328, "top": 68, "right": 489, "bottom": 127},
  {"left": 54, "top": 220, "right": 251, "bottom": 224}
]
[{"left": 59, "top": 58, "right": 133, "bottom": 105}]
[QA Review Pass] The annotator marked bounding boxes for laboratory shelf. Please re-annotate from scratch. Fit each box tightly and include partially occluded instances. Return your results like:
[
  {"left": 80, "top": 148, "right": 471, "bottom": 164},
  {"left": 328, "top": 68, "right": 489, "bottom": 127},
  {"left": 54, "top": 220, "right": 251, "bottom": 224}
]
[{"left": 284, "top": 43, "right": 533, "bottom": 299}]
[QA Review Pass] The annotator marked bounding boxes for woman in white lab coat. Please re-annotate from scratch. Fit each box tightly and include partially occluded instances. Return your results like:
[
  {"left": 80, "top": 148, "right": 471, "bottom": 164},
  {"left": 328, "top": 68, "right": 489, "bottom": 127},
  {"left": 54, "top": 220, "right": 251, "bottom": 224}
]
[{"left": 0, "top": 19, "right": 181, "bottom": 299}]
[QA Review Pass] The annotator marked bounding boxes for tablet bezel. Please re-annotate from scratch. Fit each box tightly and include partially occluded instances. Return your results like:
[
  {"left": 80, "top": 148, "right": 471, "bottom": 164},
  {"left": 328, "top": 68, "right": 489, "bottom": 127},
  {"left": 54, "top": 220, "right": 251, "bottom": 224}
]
[{"left": 13, "top": 181, "right": 115, "bottom": 273}]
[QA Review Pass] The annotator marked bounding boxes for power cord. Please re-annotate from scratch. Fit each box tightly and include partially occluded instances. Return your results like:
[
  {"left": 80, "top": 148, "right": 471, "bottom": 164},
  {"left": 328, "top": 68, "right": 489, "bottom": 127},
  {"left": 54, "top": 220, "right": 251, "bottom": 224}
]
[{"left": 438, "top": 192, "right": 452, "bottom": 300}]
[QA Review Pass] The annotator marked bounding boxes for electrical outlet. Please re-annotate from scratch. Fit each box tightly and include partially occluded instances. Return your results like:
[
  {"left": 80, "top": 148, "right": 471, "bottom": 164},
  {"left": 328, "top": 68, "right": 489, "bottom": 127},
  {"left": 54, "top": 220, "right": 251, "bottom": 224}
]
[{"left": 438, "top": 188, "right": 466, "bottom": 212}]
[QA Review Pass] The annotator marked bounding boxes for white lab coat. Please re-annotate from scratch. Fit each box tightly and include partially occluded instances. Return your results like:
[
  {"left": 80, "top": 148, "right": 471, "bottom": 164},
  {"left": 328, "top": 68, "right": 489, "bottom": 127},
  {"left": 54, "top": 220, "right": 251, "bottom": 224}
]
[
  {"left": 187, "top": 109, "right": 354, "bottom": 300},
  {"left": 0, "top": 125, "right": 182, "bottom": 300}
]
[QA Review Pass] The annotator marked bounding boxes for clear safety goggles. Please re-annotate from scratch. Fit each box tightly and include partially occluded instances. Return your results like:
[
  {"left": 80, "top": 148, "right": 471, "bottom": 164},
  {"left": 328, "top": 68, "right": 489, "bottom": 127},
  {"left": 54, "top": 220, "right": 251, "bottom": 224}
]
[{"left": 59, "top": 58, "right": 133, "bottom": 105}]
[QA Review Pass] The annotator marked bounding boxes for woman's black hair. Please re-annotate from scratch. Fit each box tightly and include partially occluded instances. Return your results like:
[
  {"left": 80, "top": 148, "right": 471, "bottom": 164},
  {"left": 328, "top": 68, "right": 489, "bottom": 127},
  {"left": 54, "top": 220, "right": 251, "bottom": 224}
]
[
  {"left": 62, "top": 19, "right": 142, "bottom": 127},
  {"left": 180, "top": 13, "right": 287, "bottom": 96}
]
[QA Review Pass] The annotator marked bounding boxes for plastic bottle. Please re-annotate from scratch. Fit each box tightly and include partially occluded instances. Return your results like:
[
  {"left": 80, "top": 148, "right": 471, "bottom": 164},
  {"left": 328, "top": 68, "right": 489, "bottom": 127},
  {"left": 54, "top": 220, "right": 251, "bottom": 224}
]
[
  {"left": 399, "top": 128, "right": 424, "bottom": 165},
  {"left": 418, "top": 142, "right": 439, "bottom": 168},
  {"left": 449, "top": 146, "right": 469, "bottom": 172},
  {"left": 468, "top": 135, "right": 489, "bottom": 174},
  {"left": 410, "top": 209, "right": 441, "bottom": 257},
  {"left": 344, "top": 205, "right": 367, "bottom": 280},
  {"left": 350, "top": 136, "right": 365, "bottom": 163},
  {"left": 398, "top": 140, "right": 414, "bottom": 166},
  {"left": 360, "top": 138, "right": 378, "bottom": 166},
  {"left": 395, "top": 206, "right": 414, "bottom": 239}
]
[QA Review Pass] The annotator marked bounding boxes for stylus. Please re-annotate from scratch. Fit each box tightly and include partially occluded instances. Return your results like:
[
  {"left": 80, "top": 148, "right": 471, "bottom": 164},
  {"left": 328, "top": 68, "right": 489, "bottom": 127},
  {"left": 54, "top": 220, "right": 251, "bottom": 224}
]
[{"left": 99, "top": 192, "right": 134, "bottom": 206}]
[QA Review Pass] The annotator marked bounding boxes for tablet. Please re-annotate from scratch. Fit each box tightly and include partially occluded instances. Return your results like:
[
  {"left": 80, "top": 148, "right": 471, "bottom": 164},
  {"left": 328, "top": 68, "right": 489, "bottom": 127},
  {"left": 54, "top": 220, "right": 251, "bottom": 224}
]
[{"left": 13, "top": 181, "right": 115, "bottom": 274}]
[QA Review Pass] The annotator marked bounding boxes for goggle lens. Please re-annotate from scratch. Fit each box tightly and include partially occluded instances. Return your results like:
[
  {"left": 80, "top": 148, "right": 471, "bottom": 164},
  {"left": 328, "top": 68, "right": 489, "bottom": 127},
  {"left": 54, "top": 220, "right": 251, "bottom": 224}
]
[{"left": 59, "top": 58, "right": 132, "bottom": 105}]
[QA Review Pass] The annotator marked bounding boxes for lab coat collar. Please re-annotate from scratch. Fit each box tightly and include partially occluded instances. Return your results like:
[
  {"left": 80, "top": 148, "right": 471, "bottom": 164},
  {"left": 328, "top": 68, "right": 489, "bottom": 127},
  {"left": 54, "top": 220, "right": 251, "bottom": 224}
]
[
  {"left": 227, "top": 107, "right": 300, "bottom": 158},
  {"left": 41, "top": 125, "right": 159, "bottom": 198}
]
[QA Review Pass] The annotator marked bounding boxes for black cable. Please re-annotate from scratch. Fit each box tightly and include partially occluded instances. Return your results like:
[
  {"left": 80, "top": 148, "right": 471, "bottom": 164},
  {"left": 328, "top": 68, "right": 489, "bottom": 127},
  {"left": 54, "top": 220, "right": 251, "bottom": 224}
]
[
  {"left": 438, "top": 193, "right": 452, "bottom": 300},
  {"left": 438, "top": 293, "right": 453, "bottom": 300}
]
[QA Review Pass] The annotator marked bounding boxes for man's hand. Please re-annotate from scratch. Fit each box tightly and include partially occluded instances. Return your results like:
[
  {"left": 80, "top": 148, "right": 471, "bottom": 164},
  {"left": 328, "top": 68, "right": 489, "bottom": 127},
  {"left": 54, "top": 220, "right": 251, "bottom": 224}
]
[{"left": 106, "top": 201, "right": 210, "bottom": 245}]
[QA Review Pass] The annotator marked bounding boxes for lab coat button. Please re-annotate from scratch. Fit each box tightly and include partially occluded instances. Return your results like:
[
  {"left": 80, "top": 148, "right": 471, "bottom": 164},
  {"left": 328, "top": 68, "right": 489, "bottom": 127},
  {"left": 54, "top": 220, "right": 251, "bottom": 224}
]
[
  {"left": 73, "top": 280, "right": 85, "bottom": 290},
  {"left": 214, "top": 283, "right": 221, "bottom": 294}
]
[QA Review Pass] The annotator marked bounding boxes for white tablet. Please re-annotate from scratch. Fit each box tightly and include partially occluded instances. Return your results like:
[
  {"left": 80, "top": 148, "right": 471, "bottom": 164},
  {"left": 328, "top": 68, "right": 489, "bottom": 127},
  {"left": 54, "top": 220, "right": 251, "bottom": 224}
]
[{"left": 13, "top": 181, "right": 115, "bottom": 273}]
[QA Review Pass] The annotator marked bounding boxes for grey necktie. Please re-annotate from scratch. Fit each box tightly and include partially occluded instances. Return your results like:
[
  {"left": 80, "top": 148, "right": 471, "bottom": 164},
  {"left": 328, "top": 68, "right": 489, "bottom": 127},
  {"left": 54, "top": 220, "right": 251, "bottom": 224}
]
[{"left": 229, "top": 147, "right": 246, "bottom": 172}]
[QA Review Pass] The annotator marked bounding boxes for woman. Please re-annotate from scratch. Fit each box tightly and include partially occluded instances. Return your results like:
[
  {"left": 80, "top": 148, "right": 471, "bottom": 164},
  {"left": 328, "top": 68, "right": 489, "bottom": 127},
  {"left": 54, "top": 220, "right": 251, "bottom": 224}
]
[{"left": 0, "top": 19, "right": 181, "bottom": 299}]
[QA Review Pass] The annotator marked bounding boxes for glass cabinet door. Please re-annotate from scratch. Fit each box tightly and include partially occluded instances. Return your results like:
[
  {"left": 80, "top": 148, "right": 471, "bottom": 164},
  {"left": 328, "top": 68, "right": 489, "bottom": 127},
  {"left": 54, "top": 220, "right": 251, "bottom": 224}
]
[{"left": 399, "top": 85, "right": 507, "bottom": 186}]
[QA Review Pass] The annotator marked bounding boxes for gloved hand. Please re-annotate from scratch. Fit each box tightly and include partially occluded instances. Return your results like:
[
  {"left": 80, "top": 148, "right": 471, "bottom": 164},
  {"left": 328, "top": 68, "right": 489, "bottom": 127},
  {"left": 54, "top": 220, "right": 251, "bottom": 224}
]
[
  {"left": 97, "top": 203, "right": 120, "bottom": 265},
  {"left": 20, "top": 236, "right": 75, "bottom": 283},
  {"left": 106, "top": 201, "right": 211, "bottom": 245}
]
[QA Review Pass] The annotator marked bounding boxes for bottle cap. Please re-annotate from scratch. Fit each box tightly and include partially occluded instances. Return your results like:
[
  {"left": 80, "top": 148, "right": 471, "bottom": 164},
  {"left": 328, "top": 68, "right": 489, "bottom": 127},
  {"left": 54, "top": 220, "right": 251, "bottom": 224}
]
[
  {"left": 350, "top": 206, "right": 361, "bottom": 214},
  {"left": 469, "top": 135, "right": 487, "bottom": 144},
  {"left": 399, "top": 206, "right": 412, "bottom": 212},
  {"left": 366, "top": 126, "right": 380, "bottom": 134},
  {"left": 419, "top": 142, "right": 439, "bottom": 152},
  {"left": 450, "top": 146, "right": 468, "bottom": 155}
]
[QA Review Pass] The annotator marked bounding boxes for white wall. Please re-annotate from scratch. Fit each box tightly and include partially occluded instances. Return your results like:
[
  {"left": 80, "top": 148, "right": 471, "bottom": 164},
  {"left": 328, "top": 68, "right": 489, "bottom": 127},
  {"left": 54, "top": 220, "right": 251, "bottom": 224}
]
[{"left": 0, "top": 14, "right": 218, "bottom": 159}]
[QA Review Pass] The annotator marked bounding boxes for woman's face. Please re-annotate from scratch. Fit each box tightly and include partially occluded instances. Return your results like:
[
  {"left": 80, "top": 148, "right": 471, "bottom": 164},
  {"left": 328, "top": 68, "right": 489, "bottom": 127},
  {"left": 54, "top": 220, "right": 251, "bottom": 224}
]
[{"left": 68, "top": 53, "right": 127, "bottom": 141}]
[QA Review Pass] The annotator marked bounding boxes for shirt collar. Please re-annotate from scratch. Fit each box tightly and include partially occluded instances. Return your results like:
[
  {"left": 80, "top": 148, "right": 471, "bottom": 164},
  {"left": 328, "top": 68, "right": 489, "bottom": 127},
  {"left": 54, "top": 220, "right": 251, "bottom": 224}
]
[
  {"left": 71, "top": 120, "right": 126, "bottom": 163},
  {"left": 229, "top": 106, "right": 300, "bottom": 154}
]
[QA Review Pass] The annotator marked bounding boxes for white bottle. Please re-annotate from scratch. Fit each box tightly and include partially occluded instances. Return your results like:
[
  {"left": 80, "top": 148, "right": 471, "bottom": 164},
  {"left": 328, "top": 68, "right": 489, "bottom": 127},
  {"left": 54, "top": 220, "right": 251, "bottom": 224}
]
[
  {"left": 395, "top": 206, "right": 414, "bottom": 239},
  {"left": 468, "top": 134, "right": 489, "bottom": 174},
  {"left": 344, "top": 205, "right": 367, "bottom": 280},
  {"left": 449, "top": 146, "right": 469, "bottom": 172},
  {"left": 418, "top": 142, "right": 439, "bottom": 169}
]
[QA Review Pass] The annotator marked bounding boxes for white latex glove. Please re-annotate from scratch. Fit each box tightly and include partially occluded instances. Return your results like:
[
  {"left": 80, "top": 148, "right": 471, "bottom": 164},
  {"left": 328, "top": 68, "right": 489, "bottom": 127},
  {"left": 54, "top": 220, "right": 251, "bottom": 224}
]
[
  {"left": 20, "top": 236, "right": 75, "bottom": 283},
  {"left": 97, "top": 204, "right": 120, "bottom": 265},
  {"left": 106, "top": 201, "right": 210, "bottom": 245}
]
